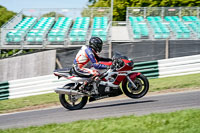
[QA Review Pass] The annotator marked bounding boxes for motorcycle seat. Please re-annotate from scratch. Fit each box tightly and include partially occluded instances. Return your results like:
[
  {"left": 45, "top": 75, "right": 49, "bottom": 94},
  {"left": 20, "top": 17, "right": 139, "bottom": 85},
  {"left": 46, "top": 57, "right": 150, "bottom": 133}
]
[
  {"left": 54, "top": 68, "right": 71, "bottom": 73},
  {"left": 54, "top": 68, "right": 92, "bottom": 78},
  {"left": 72, "top": 67, "right": 93, "bottom": 78}
]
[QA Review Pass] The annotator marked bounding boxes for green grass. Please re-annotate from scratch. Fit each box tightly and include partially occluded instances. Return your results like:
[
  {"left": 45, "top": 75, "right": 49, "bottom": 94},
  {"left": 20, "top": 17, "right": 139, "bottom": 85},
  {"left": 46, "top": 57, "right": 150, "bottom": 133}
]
[
  {"left": 0, "top": 93, "right": 58, "bottom": 113},
  {"left": 0, "top": 73, "right": 200, "bottom": 114},
  {"left": 150, "top": 73, "right": 200, "bottom": 91},
  {"left": 1, "top": 109, "right": 200, "bottom": 133}
]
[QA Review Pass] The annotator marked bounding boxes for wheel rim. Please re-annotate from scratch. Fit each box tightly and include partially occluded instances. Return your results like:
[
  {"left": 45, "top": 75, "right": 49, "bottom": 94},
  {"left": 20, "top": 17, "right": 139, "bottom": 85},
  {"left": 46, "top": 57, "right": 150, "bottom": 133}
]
[
  {"left": 64, "top": 94, "right": 83, "bottom": 107},
  {"left": 126, "top": 77, "right": 145, "bottom": 94}
]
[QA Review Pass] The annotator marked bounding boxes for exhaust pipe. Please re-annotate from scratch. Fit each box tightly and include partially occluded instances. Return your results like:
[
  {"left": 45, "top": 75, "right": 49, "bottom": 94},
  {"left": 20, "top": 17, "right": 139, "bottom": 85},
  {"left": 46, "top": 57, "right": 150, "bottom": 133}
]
[{"left": 54, "top": 88, "right": 85, "bottom": 95}]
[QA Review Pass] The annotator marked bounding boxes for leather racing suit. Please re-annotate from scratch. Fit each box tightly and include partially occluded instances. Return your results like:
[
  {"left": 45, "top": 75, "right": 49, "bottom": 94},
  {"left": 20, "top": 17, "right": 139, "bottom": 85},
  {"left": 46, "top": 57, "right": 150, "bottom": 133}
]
[{"left": 73, "top": 45, "right": 112, "bottom": 77}]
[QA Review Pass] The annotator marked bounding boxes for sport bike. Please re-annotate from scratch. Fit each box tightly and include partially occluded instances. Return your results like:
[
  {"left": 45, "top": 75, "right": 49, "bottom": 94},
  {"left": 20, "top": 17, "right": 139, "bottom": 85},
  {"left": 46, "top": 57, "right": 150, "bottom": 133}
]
[{"left": 54, "top": 52, "right": 149, "bottom": 110}]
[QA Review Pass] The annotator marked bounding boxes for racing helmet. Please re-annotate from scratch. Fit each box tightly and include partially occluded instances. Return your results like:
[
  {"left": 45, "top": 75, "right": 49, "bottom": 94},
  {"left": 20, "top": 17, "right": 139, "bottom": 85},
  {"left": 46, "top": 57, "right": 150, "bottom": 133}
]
[{"left": 89, "top": 37, "right": 103, "bottom": 53}]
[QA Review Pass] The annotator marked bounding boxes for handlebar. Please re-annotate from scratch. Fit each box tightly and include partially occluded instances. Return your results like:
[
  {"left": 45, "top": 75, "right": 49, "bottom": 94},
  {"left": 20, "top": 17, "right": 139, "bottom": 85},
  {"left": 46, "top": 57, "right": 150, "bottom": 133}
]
[{"left": 111, "top": 58, "right": 124, "bottom": 70}]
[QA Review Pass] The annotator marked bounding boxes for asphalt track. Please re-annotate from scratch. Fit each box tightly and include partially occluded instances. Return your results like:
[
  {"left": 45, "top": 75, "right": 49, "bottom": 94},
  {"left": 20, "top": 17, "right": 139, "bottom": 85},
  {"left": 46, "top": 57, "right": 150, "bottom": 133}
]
[{"left": 0, "top": 90, "right": 200, "bottom": 129}]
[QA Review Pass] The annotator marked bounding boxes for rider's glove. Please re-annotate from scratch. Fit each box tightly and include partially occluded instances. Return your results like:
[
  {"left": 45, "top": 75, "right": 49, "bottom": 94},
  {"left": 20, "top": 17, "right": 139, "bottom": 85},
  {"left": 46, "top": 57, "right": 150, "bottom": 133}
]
[
  {"left": 106, "top": 65, "right": 111, "bottom": 69},
  {"left": 110, "top": 64, "right": 115, "bottom": 69}
]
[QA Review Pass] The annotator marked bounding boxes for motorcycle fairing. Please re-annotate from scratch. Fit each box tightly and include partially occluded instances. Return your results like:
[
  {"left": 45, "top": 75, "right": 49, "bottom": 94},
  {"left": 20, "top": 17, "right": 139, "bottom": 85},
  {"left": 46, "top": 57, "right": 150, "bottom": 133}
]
[{"left": 128, "top": 72, "right": 141, "bottom": 81}]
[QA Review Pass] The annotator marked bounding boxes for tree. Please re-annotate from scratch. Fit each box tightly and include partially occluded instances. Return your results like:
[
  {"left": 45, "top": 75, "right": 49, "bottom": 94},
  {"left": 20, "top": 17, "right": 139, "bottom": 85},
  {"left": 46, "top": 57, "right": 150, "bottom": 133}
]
[
  {"left": 87, "top": 0, "right": 200, "bottom": 21},
  {"left": 0, "top": 5, "right": 35, "bottom": 59},
  {"left": 88, "top": 0, "right": 97, "bottom": 5},
  {"left": 0, "top": 5, "right": 16, "bottom": 27}
]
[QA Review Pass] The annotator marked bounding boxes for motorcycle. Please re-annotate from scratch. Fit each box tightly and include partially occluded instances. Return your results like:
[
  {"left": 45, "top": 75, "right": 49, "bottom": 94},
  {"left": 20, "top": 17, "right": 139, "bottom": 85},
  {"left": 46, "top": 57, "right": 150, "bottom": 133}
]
[{"left": 54, "top": 52, "right": 149, "bottom": 110}]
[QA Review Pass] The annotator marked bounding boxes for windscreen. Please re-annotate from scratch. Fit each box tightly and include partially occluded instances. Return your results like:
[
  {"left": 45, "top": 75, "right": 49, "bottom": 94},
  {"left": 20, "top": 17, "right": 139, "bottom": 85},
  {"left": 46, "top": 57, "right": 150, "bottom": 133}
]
[{"left": 113, "top": 52, "right": 129, "bottom": 60}]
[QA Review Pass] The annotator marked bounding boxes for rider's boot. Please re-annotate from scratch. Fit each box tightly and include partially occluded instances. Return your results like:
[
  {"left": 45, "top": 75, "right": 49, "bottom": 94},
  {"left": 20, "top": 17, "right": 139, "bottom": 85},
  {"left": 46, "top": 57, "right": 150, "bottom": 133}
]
[
  {"left": 79, "top": 78, "right": 93, "bottom": 93},
  {"left": 79, "top": 76, "right": 100, "bottom": 93},
  {"left": 79, "top": 80, "right": 89, "bottom": 91}
]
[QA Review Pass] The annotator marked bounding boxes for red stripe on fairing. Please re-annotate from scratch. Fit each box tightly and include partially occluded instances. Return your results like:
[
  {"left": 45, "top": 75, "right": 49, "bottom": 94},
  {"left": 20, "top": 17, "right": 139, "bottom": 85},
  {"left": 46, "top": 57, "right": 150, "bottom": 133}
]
[
  {"left": 122, "top": 59, "right": 131, "bottom": 63},
  {"left": 102, "top": 77, "right": 107, "bottom": 81},
  {"left": 54, "top": 73, "right": 60, "bottom": 76},
  {"left": 129, "top": 72, "right": 141, "bottom": 80},
  {"left": 113, "top": 75, "right": 126, "bottom": 85},
  {"left": 99, "top": 61, "right": 112, "bottom": 66},
  {"left": 67, "top": 76, "right": 75, "bottom": 79}
]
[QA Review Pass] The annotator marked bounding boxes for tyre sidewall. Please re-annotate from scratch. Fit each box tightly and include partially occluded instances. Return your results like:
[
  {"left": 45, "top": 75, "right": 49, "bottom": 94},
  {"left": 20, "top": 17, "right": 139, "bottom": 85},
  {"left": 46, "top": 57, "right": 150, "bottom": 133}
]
[
  {"left": 122, "top": 74, "right": 149, "bottom": 99},
  {"left": 59, "top": 94, "right": 88, "bottom": 110}
]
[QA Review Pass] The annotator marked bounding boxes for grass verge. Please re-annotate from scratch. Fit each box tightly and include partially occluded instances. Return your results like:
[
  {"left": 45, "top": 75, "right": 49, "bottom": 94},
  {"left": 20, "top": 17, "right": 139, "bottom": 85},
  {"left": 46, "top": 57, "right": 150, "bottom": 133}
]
[
  {"left": 0, "top": 93, "right": 58, "bottom": 114},
  {"left": 0, "top": 109, "right": 200, "bottom": 132},
  {"left": 0, "top": 73, "right": 200, "bottom": 114},
  {"left": 150, "top": 73, "right": 200, "bottom": 91}
]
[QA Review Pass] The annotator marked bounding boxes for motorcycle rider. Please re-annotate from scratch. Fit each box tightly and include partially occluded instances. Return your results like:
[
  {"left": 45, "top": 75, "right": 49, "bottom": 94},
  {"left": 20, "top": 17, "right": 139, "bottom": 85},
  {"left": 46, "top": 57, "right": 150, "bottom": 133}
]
[{"left": 73, "top": 37, "right": 112, "bottom": 92}]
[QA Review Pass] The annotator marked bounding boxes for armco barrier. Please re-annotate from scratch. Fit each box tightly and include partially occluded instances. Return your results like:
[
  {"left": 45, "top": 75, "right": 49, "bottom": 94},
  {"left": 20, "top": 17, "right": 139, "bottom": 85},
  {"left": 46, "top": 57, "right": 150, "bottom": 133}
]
[
  {"left": 0, "top": 75, "right": 67, "bottom": 100},
  {"left": 133, "top": 60, "right": 159, "bottom": 78},
  {"left": 0, "top": 82, "right": 9, "bottom": 100},
  {"left": 133, "top": 54, "right": 200, "bottom": 78},
  {"left": 0, "top": 54, "right": 200, "bottom": 100}
]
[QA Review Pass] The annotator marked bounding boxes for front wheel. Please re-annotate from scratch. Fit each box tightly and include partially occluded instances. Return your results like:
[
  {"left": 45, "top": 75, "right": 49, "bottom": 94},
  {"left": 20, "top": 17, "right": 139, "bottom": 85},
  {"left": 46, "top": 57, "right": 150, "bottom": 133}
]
[
  {"left": 59, "top": 83, "right": 88, "bottom": 110},
  {"left": 59, "top": 94, "right": 88, "bottom": 110},
  {"left": 122, "top": 74, "right": 149, "bottom": 99}
]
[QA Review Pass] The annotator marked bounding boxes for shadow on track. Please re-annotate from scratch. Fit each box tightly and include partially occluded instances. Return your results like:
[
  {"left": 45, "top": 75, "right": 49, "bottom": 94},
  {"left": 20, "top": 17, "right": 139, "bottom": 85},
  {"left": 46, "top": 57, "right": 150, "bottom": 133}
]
[{"left": 81, "top": 100, "right": 157, "bottom": 110}]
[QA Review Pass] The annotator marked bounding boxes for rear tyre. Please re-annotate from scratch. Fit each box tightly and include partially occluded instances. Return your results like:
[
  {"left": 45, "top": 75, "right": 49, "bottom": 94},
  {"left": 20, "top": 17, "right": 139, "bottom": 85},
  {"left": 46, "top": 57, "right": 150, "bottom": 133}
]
[
  {"left": 122, "top": 74, "right": 149, "bottom": 99},
  {"left": 59, "top": 83, "right": 88, "bottom": 110}
]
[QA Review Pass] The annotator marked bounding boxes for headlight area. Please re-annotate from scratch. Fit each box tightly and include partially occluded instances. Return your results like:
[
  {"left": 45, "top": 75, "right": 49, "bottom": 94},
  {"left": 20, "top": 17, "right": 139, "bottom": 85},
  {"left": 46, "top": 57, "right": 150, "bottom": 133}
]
[{"left": 127, "top": 60, "right": 134, "bottom": 67}]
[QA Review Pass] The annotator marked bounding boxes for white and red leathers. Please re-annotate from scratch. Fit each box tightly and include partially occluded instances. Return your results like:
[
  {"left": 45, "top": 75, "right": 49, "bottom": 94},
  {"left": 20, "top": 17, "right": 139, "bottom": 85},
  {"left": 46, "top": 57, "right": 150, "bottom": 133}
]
[{"left": 73, "top": 45, "right": 112, "bottom": 77}]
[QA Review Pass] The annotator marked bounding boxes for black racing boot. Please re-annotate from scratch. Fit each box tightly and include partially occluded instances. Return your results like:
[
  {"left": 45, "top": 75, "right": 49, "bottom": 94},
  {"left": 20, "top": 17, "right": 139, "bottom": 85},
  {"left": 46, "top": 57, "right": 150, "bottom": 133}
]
[{"left": 79, "top": 76, "right": 99, "bottom": 93}]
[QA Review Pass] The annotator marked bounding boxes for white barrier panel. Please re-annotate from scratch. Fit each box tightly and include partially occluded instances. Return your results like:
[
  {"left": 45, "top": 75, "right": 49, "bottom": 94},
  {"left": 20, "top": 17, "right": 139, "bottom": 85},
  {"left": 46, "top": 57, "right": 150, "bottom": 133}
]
[
  {"left": 159, "top": 63, "right": 200, "bottom": 75},
  {"left": 9, "top": 75, "right": 56, "bottom": 85},
  {"left": 8, "top": 75, "right": 70, "bottom": 99},
  {"left": 158, "top": 54, "right": 200, "bottom": 77},
  {"left": 159, "top": 71, "right": 200, "bottom": 78},
  {"left": 158, "top": 54, "right": 200, "bottom": 64},
  {"left": 159, "top": 58, "right": 200, "bottom": 67}
]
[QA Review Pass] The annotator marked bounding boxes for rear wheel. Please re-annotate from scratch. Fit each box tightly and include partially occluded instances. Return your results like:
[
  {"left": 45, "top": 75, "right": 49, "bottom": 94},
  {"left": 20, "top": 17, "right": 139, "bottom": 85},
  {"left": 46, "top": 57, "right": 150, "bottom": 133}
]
[
  {"left": 59, "top": 83, "right": 88, "bottom": 110},
  {"left": 122, "top": 74, "right": 149, "bottom": 99}
]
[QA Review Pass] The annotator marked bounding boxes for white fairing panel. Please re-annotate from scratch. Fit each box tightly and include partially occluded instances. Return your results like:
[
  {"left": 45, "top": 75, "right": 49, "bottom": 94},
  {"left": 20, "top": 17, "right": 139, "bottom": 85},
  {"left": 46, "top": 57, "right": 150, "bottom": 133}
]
[
  {"left": 68, "top": 67, "right": 107, "bottom": 83},
  {"left": 68, "top": 77, "right": 89, "bottom": 82}
]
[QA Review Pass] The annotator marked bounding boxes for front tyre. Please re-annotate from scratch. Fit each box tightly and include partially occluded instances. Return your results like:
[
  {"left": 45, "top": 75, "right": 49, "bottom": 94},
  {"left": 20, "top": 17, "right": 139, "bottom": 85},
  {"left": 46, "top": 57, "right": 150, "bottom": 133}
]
[
  {"left": 122, "top": 74, "right": 149, "bottom": 99},
  {"left": 59, "top": 83, "right": 88, "bottom": 110},
  {"left": 59, "top": 94, "right": 88, "bottom": 110}
]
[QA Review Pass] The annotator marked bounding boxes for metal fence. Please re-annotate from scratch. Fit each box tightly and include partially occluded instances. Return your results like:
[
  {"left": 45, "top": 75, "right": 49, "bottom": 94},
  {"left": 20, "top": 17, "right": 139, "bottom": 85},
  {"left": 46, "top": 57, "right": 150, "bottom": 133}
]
[{"left": 127, "top": 7, "right": 200, "bottom": 19}]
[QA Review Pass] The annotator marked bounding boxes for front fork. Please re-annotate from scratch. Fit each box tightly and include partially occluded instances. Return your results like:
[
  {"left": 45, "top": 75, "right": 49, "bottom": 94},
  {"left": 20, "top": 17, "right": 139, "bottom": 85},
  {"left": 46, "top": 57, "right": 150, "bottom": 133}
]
[
  {"left": 127, "top": 76, "right": 137, "bottom": 89},
  {"left": 126, "top": 72, "right": 141, "bottom": 89}
]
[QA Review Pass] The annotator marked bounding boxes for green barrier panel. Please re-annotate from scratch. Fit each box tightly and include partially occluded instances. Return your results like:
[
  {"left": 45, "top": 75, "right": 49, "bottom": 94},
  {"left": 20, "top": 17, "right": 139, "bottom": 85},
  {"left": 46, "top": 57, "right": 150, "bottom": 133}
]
[
  {"left": 0, "top": 97, "right": 9, "bottom": 100},
  {"left": 0, "top": 88, "right": 9, "bottom": 93},
  {"left": 0, "top": 93, "right": 9, "bottom": 100},
  {"left": 134, "top": 60, "right": 158, "bottom": 67},
  {"left": 133, "top": 64, "right": 158, "bottom": 71},
  {"left": 0, "top": 82, "right": 9, "bottom": 86},
  {"left": 137, "top": 68, "right": 159, "bottom": 74},
  {"left": 0, "top": 93, "right": 9, "bottom": 97},
  {"left": 0, "top": 82, "right": 9, "bottom": 100},
  {"left": 143, "top": 72, "right": 159, "bottom": 77},
  {"left": 133, "top": 60, "right": 159, "bottom": 78}
]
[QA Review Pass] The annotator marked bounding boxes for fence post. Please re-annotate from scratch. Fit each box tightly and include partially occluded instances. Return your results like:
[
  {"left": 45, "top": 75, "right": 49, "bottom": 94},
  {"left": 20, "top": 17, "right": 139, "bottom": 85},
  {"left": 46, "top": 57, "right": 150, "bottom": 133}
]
[
  {"left": 165, "top": 38, "right": 169, "bottom": 59},
  {"left": 161, "top": 7, "right": 164, "bottom": 19},
  {"left": 109, "top": 42, "right": 112, "bottom": 58},
  {"left": 144, "top": 7, "right": 146, "bottom": 19}
]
